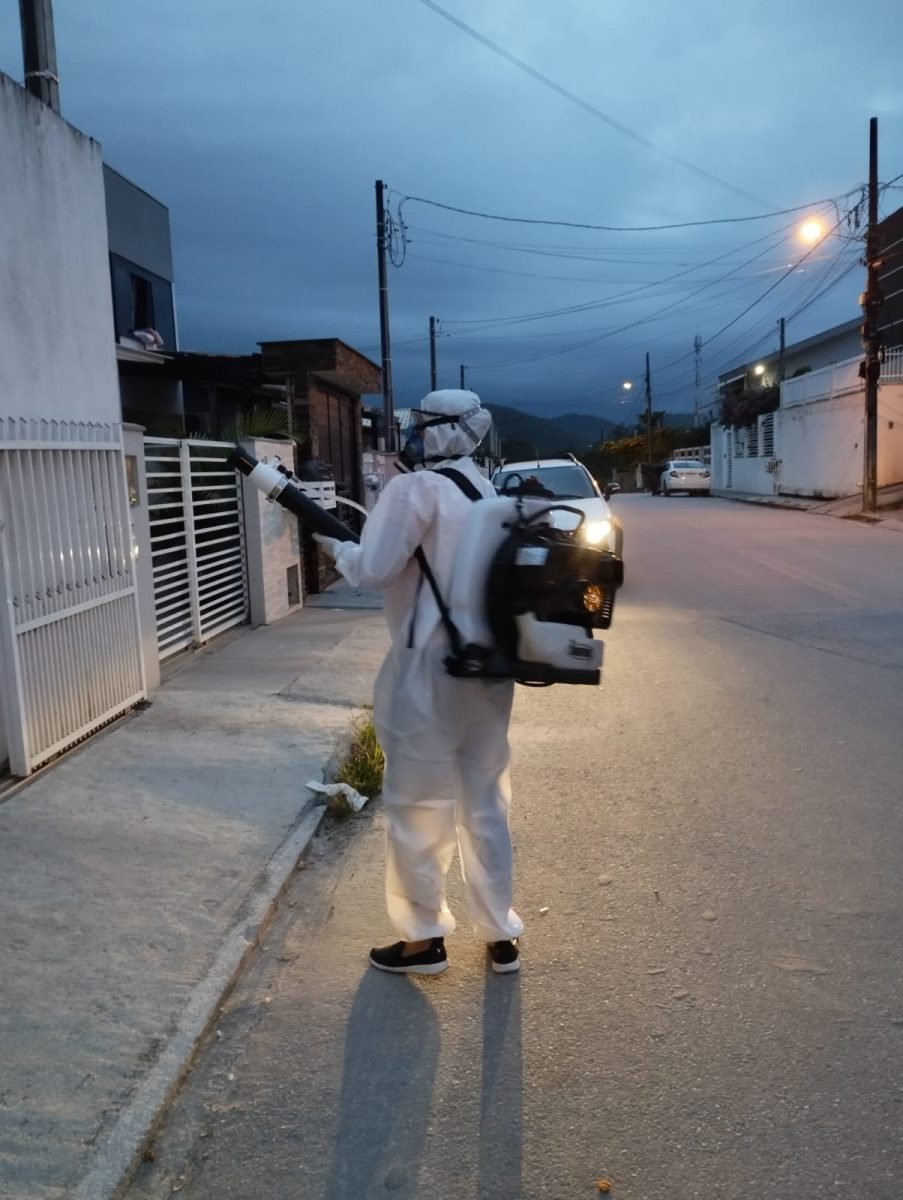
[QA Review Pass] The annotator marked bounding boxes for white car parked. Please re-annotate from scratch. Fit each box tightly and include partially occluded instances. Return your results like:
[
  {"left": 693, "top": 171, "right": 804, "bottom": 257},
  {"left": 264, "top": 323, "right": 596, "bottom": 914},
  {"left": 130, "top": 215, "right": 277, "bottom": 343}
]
[
  {"left": 659, "top": 459, "right": 711, "bottom": 496},
  {"left": 491, "top": 457, "right": 623, "bottom": 556}
]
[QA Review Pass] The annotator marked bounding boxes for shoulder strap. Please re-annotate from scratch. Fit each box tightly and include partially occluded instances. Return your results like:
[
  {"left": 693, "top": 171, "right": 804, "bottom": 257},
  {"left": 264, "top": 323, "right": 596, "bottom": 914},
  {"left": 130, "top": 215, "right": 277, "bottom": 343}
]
[
  {"left": 435, "top": 466, "right": 483, "bottom": 502},
  {"left": 406, "top": 469, "right": 484, "bottom": 652},
  {"left": 413, "top": 547, "right": 463, "bottom": 656}
]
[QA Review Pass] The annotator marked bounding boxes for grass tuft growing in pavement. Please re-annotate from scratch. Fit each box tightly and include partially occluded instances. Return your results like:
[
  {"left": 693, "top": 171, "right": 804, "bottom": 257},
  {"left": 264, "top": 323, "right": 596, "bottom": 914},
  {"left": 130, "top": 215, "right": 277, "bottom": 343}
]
[{"left": 330, "top": 716, "right": 385, "bottom": 817}]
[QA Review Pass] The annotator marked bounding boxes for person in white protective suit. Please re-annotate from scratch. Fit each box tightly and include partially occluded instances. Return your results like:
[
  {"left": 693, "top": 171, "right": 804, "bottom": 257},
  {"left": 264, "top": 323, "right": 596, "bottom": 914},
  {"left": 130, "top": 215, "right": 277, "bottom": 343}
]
[{"left": 314, "top": 390, "right": 522, "bottom": 976}]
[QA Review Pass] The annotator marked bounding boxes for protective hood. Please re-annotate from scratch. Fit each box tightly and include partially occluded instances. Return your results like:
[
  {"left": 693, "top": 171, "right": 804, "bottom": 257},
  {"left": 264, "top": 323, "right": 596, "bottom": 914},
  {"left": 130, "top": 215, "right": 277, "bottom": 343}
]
[{"left": 410, "top": 389, "right": 492, "bottom": 464}]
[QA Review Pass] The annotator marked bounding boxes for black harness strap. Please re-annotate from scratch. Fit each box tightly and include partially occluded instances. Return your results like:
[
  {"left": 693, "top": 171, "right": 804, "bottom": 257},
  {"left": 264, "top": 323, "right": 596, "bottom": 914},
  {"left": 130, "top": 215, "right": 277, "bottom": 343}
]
[
  {"left": 406, "top": 468, "right": 484, "bottom": 650},
  {"left": 434, "top": 466, "right": 483, "bottom": 501}
]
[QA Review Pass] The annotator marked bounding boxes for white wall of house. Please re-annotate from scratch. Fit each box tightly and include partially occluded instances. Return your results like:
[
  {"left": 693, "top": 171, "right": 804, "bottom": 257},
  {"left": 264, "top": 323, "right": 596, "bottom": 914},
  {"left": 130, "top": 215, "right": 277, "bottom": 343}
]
[
  {"left": 1, "top": 76, "right": 140, "bottom": 775},
  {"left": 240, "top": 438, "right": 303, "bottom": 627},
  {"left": 711, "top": 379, "right": 903, "bottom": 500},
  {"left": 780, "top": 325, "right": 861, "bottom": 379},
  {"left": 777, "top": 393, "right": 865, "bottom": 497},
  {"left": 0, "top": 74, "right": 120, "bottom": 424}
]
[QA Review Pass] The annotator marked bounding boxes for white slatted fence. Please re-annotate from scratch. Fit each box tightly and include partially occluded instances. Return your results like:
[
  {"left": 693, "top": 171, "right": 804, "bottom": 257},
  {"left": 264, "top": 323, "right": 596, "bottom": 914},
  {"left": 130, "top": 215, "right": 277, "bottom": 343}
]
[
  {"left": 144, "top": 438, "right": 248, "bottom": 659},
  {"left": 0, "top": 419, "right": 146, "bottom": 776}
]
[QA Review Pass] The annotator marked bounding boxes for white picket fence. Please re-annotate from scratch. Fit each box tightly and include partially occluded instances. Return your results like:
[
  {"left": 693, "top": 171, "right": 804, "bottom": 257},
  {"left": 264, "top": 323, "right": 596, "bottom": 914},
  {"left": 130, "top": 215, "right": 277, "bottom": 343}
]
[{"left": 0, "top": 419, "right": 145, "bottom": 776}]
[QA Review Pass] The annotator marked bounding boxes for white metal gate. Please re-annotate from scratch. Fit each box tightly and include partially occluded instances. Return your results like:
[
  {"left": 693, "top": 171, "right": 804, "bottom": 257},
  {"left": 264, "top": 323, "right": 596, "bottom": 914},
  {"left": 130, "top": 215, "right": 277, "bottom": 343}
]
[
  {"left": 0, "top": 419, "right": 146, "bottom": 777},
  {"left": 144, "top": 438, "right": 248, "bottom": 659}
]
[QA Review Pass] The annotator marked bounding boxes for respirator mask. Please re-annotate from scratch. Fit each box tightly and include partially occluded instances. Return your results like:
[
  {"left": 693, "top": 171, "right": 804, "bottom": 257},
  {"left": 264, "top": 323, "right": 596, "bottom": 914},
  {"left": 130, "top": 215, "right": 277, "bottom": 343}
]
[
  {"left": 398, "top": 402, "right": 488, "bottom": 470},
  {"left": 399, "top": 422, "right": 427, "bottom": 470}
]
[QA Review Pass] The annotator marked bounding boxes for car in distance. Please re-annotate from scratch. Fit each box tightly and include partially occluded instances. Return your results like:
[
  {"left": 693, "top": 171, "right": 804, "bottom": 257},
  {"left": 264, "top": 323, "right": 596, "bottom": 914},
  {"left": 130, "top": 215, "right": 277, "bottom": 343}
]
[
  {"left": 659, "top": 459, "right": 711, "bottom": 496},
  {"left": 491, "top": 457, "right": 623, "bottom": 556}
]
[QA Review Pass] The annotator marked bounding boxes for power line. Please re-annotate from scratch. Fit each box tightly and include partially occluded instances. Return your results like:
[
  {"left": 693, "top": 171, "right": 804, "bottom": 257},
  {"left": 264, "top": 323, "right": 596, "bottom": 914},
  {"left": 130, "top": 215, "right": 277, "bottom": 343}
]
[
  {"left": 397, "top": 189, "right": 843, "bottom": 234},
  {"left": 648, "top": 207, "right": 857, "bottom": 376},
  {"left": 440, "top": 222, "right": 797, "bottom": 331},
  {"left": 413, "top": 0, "right": 774, "bottom": 208}
]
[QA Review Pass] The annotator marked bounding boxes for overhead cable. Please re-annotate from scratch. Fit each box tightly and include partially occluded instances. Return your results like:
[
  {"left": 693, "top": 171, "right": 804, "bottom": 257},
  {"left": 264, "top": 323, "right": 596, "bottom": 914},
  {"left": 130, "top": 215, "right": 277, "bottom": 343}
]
[
  {"left": 397, "top": 190, "right": 845, "bottom": 233},
  {"left": 413, "top": 0, "right": 773, "bottom": 208}
]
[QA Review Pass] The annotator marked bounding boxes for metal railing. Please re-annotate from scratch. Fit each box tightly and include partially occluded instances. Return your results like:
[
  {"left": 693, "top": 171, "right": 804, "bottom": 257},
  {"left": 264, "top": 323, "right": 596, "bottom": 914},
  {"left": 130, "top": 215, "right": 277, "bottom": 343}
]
[
  {"left": 882, "top": 345, "right": 903, "bottom": 382},
  {"left": 780, "top": 356, "right": 863, "bottom": 407},
  {"left": 0, "top": 418, "right": 145, "bottom": 775},
  {"left": 145, "top": 438, "right": 248, "bottom": 659}
]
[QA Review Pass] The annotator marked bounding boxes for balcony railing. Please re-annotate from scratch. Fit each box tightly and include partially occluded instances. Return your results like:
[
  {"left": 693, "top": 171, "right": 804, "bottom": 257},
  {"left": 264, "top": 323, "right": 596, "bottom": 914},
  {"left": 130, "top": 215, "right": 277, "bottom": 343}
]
[
  {"left": 883, "top": 345, "right": 903, "bottom": 382},
  {"left": 780, "top": 345, "right": 903, "bottom": 408},
  {"left": 780, "top": 356, "right": 863, "bottom": 407}
]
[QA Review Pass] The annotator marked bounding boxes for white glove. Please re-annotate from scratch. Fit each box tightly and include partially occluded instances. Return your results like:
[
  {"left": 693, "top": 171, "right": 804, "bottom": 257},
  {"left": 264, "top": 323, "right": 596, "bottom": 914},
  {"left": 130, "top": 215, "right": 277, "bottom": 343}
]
[{"left": 313, "top": 533, "right": 342, "bottom": 559}]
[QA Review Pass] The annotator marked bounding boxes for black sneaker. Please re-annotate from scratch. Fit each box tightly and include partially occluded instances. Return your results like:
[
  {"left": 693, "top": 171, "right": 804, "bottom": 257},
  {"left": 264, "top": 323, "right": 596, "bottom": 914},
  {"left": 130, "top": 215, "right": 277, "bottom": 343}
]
[
  {"left": 369, "top": 938, "right": 448, "bottom": 975},
  {"left": 487, "top": 939, "right": 520, "bottom": 974}
]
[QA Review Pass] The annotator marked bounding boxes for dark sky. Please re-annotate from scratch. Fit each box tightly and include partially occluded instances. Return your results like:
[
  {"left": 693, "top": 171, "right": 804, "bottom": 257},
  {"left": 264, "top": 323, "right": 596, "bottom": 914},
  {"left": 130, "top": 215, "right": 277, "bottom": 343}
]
[{"left": 3, "top": 0, "right": 902, "bottom": 421}]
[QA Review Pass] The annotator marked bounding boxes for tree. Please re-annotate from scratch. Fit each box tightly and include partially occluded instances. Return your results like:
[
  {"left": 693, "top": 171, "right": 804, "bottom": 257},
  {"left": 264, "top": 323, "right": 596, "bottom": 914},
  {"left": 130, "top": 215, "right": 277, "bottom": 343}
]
[{"left": 718, "top": 386, "right": 779, "bottom": 429}]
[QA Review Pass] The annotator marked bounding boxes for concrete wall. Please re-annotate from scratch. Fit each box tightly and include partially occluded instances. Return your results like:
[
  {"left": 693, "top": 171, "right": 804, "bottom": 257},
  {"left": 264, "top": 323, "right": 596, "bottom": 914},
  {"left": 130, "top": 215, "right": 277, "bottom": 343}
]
[
  {"left": 782, "top": 327, "right": 862, "bottom": 379},
  {"left": 0, "top": 73, "right": 120, "bottom": 423},
  {"left": 1, "top": 75, "right": 131, "bottom": 771},
  {"left": 712, "top": 384, "right": 903, "bottom": 499},
  {"left": 877, "top": 384, "right": 903, "bottom": 486},
  {"left": 776, "top": 394, "right": 863, "bottom": 497},
  {"left": 728, "top": 450, "right": 775, "bottom": 495},
  {"left": 239, "top": 438, "right": 302, "bottom": 626}
]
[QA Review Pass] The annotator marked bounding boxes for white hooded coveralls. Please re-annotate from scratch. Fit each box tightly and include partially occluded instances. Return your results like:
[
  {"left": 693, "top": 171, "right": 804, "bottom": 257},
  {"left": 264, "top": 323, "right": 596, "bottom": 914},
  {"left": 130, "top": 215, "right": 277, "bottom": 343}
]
[{"left": 330, "top": 401, "right": 523, "bottom": 943}]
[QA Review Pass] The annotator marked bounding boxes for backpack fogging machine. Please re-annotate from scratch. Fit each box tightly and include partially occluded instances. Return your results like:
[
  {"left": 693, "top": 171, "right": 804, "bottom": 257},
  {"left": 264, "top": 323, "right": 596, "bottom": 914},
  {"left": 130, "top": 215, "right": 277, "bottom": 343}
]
[
  {"left": 230, "top": 448, "right": 624, "bottom": 687},
  {"left": 435, "top": 474, "right": 624, "bottom": 686}
]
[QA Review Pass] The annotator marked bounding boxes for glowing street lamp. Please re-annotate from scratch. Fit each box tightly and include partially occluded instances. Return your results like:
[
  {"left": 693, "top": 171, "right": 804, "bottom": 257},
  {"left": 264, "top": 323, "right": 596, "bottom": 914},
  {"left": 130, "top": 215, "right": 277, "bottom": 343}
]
[
  {"left": 753, "top": 364, "right": 766, "bottom": 377},
  {"left": 800, "top": 218, "right": 824, "bottom": 244}
]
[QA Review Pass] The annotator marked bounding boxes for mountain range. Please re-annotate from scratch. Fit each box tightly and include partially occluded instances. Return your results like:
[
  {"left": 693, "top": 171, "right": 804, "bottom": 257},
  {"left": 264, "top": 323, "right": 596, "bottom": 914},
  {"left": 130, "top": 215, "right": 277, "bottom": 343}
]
[{"left": 485, "top": 403, "right": 696, "bottom": 459}]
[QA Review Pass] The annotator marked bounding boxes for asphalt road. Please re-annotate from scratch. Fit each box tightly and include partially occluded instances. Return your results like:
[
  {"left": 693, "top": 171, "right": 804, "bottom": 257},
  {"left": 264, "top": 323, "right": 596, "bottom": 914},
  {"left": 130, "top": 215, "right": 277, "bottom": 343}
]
[{"left": 126, "top": 494, "right": 903, "bottom": 1200}]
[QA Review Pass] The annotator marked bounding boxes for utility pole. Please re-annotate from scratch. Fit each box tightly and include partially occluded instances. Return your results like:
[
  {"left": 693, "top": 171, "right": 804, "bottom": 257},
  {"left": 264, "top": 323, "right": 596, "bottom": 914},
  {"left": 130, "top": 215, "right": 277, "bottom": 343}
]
[
  {"left": 429, "top": 316, "right": 438, "bottom": 391},
  {"left": 460, "top": 364, "right": 466, "bottom": 389},
  {"left": 644, "top": 351, "right": 654, "bottom": 461},
  {"left": 19, "top": 0, "right": 60, "bottom": 112},
  {"left": 693, "top": 334, "right": 702, "bottom": 425},
  {"left": 862, "top": 118, "right": 881, "bottom": 514},
  {"left": 375, "top": 180, "right": 395, "bottom": 450},
  {"left": 778, "top": 317, "right": 786, "bottom": 384}
]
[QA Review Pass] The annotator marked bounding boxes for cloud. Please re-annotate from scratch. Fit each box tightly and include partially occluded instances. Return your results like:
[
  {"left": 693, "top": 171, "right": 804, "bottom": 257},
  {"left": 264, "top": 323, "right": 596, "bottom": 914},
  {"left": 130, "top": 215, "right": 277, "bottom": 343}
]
[{"left": 2, "top": 0, "right": 899, "bottom": 417}]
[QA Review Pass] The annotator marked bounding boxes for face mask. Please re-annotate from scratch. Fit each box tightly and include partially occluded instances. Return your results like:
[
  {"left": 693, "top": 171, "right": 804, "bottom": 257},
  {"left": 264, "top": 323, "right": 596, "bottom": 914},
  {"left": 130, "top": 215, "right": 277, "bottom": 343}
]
[{"left": 399, "top": 427, "right": 425, "bottom": 470}]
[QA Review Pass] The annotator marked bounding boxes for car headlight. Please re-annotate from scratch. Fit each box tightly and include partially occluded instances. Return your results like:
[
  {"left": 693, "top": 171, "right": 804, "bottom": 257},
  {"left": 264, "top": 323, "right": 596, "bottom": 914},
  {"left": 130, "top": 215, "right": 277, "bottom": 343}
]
[{"left": 583, "top": 519, "right": 612, "bottom": 545}]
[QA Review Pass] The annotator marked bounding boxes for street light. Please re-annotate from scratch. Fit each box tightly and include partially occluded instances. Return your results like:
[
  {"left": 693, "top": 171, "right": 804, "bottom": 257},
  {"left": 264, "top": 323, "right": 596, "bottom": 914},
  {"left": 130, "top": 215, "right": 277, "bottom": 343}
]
[
  {"left": 800, "top": 218, "right": 824, "bottom": 244},
  {"left": 753, "top": 364, "right": 766, "bottom": 377}
]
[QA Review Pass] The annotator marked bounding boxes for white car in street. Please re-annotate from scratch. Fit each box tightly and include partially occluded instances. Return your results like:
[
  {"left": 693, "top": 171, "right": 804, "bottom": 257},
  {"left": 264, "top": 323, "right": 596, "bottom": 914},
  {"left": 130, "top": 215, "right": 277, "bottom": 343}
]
[
  {"left": 491, "top": 457, "right": 623, "bottom": 556},
  {"left": 659, "top": 459, "right": 711, "bottom": 496}
]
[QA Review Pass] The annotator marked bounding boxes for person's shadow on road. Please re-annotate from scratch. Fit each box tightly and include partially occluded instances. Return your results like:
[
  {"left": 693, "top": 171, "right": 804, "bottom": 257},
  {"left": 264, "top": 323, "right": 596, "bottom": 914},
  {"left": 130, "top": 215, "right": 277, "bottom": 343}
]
[
  {"left": 324, "top": 970, "right": 440, "bottom": 1198},
  {"left": 325, "top": 966, "right": 523, "bottom": 1199},
  {"left": 477, "top": 971, "right": 523, "bottom": 1199}
]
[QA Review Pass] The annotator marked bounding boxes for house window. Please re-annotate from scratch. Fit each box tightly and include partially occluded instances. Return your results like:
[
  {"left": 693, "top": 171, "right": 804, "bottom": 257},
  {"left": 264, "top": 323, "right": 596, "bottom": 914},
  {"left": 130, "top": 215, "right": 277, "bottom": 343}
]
[
  {"left": 109, "top": 254, "right": 176, "bottom": 347},
  {"left": 747, "top": 424, "right": 759, "bottom": 458},
  {"left": 130, "top": 274, "right": 154, "bottom": 330}
]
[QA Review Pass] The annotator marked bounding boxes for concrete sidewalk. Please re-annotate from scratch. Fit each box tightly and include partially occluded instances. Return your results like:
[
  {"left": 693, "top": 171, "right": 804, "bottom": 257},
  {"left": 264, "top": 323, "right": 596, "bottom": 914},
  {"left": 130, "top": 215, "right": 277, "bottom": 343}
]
[
  {"left": 0, "top": 583, "right": 388, "bottom": 1200},
  {"left": 713, "top": 485, "right": 903, "bottom": 532}
]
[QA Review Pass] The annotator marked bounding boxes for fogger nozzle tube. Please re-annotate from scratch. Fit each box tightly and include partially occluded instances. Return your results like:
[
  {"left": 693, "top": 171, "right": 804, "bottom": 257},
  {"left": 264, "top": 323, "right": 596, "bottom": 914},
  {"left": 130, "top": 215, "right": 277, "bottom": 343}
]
[{"left": 228, "top": 446, "right": 360, "bottom": 544}]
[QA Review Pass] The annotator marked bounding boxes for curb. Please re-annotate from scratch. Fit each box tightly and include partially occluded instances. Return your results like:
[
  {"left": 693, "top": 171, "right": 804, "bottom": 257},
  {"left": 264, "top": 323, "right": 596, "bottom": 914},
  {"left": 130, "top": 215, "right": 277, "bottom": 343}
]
[{"left": 71, "top": 801, "right": 327, "bottom": 1200}]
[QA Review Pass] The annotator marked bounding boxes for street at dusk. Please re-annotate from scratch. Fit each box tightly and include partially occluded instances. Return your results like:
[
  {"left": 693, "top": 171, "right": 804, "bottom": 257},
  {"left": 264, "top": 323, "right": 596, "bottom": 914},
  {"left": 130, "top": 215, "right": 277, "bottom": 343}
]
[
  {"left": 123, "top": 497, "right": 903, "bottom": 1200},
  {"left": 3, "top": 4, "right": 903, "bottom": 1198}
]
